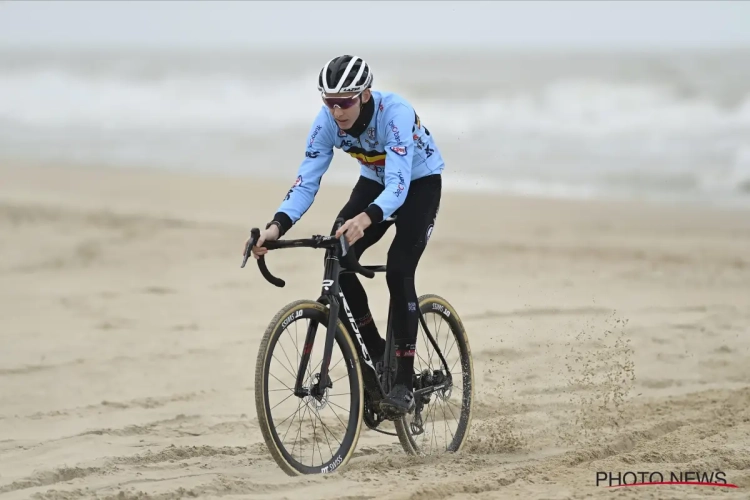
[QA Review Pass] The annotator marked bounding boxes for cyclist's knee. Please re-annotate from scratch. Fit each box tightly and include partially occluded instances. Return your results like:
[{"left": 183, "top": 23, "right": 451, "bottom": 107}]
[
  {"left": 385, "top": 259, "right": 416, "bottom": 297},
  {"left": 385, "top": 267, "right": 402, "bottom": 294}
]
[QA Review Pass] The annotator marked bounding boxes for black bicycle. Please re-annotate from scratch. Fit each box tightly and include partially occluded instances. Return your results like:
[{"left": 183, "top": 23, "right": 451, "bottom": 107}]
[{"left": 242, "top": 218, "right": 474, "bottom": 475}]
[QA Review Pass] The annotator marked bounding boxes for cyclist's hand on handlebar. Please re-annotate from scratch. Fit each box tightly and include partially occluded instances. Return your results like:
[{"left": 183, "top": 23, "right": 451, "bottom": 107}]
[
  {"left": 247, "top": 224, "right": 280, "bottom": 260},
  {"left": 335, "top": 212, "right": 372, "bottom": 245}
]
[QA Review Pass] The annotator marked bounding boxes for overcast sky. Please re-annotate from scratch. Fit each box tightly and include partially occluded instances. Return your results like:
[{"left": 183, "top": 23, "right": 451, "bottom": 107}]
[{"left": 0, "top": 1, "right": 748, "bottom": 51}]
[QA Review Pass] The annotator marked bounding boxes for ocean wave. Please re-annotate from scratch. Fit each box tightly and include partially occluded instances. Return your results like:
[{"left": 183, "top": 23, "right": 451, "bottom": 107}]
[
  {"left": 2, "top": 63, "right": 749, "bottom": 136},
  {"left": 0, "top": 67, "right": 315, "bottom": 132},
  {"left": 1, "top": 50, "right": 749, "bottom": 205}
]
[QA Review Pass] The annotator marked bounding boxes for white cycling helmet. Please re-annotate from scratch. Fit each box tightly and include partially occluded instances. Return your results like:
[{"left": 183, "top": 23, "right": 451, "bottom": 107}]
[{"left": 318, "top": 55, "right": 373, "bottom": 94}]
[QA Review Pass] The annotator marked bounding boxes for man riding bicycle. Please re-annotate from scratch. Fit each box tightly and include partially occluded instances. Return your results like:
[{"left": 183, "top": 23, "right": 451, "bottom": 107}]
[{"left": 248, "top": 54, "right": 444, "bottom": 416}]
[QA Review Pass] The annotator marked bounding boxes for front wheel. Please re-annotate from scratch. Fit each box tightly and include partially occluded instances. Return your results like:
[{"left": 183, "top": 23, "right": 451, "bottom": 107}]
[
  {"left": 254, "top": 299, "right": 364, "bottom": 475},
  {"left": 394, "top": 294, "right": 474, "bottom": 456}
]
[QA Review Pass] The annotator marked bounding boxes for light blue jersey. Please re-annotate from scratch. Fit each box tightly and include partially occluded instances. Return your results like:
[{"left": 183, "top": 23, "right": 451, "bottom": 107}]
[{"left": 275, "top": 90, "right": 445, "bottom": 227}]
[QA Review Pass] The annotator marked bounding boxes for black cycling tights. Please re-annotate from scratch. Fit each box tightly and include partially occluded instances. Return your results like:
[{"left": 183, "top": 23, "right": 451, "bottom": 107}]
[{"left": 335, "top": 174, "right": 441, "bottom": 388}]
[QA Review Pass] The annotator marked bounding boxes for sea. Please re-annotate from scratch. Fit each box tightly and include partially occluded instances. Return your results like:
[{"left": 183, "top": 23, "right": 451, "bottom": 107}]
[{"left": 1, "top": 47, "right": 749, "bottom": 207}]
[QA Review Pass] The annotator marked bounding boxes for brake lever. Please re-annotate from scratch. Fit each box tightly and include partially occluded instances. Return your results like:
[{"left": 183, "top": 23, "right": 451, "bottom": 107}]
[
  {"left": 240, "top": 227, "right": 286, "bottom": 287},
  {"left": 240, "top": 228, "right": 261, "bottom": 268}
]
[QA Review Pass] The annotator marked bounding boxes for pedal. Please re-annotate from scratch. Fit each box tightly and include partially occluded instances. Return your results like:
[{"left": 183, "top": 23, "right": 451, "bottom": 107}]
[{"left": 379, "top": 404, "right": 408, "bottom": 422}]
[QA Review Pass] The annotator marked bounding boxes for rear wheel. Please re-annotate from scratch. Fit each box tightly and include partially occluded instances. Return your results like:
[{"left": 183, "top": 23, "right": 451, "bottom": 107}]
[
  {"left": 255, "top": 300, "right": 364, "bottom": 475},
  {"left": 394, "top": 294, "right": 474, "bottom": 456}
]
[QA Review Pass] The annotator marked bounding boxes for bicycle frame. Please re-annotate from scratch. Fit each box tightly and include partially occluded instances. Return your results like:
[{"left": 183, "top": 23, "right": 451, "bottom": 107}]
[{"left": 241, "top": 219, "right": 453, "bottom": 406}]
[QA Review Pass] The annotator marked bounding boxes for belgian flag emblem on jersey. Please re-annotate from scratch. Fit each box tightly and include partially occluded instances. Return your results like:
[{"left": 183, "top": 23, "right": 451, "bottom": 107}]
[{"left": 345, "top": 145, "right": 386, "bottom": 166}]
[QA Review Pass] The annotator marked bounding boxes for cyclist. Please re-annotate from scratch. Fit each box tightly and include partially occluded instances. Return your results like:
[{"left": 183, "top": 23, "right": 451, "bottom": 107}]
[{"left": 248, "top": 54, "right": 444, "bottom": 416}]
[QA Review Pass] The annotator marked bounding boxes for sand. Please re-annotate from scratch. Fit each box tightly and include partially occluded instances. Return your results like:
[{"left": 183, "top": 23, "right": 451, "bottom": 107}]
[{"left": 1, "top": 162, "right": 749, "bottom": 499}]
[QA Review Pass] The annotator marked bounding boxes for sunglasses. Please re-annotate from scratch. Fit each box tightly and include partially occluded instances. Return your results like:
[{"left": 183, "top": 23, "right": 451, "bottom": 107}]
[{"left": 321, "top": 91, "right": 363, "bottom": 110}]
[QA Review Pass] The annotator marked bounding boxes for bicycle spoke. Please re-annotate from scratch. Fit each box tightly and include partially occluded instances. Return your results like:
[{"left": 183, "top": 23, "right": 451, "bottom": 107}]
[
  {"left": 295, "top": 402, "right": 312, "bottom": 464},
  {"left": 429, "top": 401, "right": 438, "bottom": 455},
  {"left": 425, "top": 398, "right": 435, "bottom": 455},
  {"left": 440, "top": 400, "right": 454, "bottom": 449},
  {"left": 277, "top": 399, "right": 303, "bottom": 443},
  {"left": 291, "top": 403, "right": 303, "bottom": 463},
  {"left": 270, "top": 391, "right": 296, "bottom": 412},
  {"left": 295, "top": 320, "right": 300, "bottom": 367},
  {"left": 442, "top": 315, "right": 450, "bottom": 358},
  {"left": 444, "top": 398, "right": 462, "bottom": 427},
  {"left": 272, "top": 354, "right": 298, "bottom": 381},
  {"left": 310, "top": 403, "right": 323, "bottom": 466},
  {"left": 331, "top": 372, "right": 349, "bottom": 387},
  {"left": 439, "top": 396, "right": 456, "bottom": 446},
  {"left": 281, "top": 401, "right": 304, "bottom": 459},
  {"left": 328, "top": 354, "right": 346, "bottom": 376},
  {"left": 287, "top": 321, "right": 303, "bottom": 368},
  {"left": 427, "top": 400, "right": 439, "bottom": 453},
  {"left": 327, "top": 400, "right": 352, "bottom": 418},
  {"left": 450, "top": 355, "right": 461, "bottom": 373},
  {"left": 429, "top": 313, "right": 438, "bottom": 368},
  {"left": 269, "top": 371, "right": 295, "bottom": 393},
  {"left": 416, "top": 351, "right": 431, "bottom": 371},
  {"left": 324, "top": 400, "right": 350, "bottom": 434},
  {"left": 312, "top": 406, "right": 340, "bottom": 456},
  {"left": 443, "top": 334, "right": 457, "bottom": 361},
  {"left": 308, "top": 350, "right": 341, "bottom": 383},
  {"left": 276, "top": 336, "right": 298, "bottom": 381}
]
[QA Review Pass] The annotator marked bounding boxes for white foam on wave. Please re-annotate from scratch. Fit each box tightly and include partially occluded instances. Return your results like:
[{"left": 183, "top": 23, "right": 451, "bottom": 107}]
[
  {"left": 3, "top": 65, "right": 749, "bottom": 137},
  {"left": 414, "top": 80, "right": 750, "bottom": 139},
  {"left": 0, "top": 67, "right": 315, "bottom": 132}
]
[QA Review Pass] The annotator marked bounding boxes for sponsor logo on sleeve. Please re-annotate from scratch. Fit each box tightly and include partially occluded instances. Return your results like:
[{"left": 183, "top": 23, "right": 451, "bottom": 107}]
[
  {"left": 393, "top": 169, "right": 406, "bottom": 197},
  {"left": 284, "top": 175, "right": 302, "bottom": 201},
  {"left": 387, "top": 120, "right": 402, "bottom": 144},
  {"left": 309, "top": 125, "right": 322, "bottom": 146},
  {"left": 390, "top": 145, "right": 407, "bottom": 156},
  {"left": 413, "top": 134, "right": 434, "bottom": 157}
]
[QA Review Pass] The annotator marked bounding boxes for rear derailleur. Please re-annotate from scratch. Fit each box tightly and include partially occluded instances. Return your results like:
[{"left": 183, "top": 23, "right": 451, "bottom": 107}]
[{"left": 409, "top": 369, "right": 451, "bottom": 436}]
